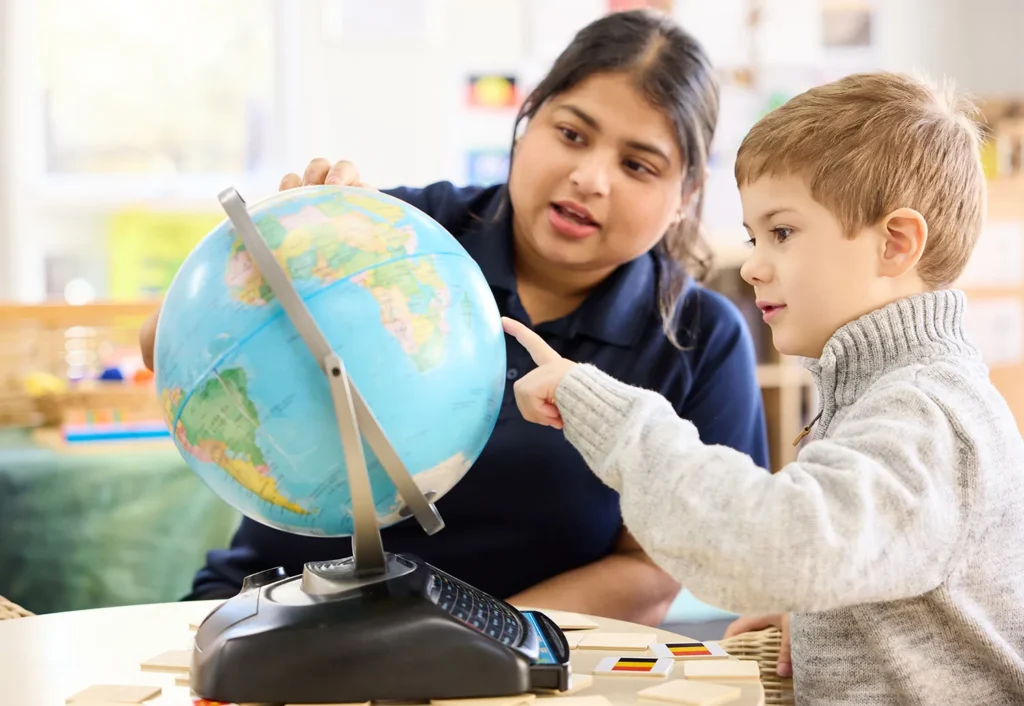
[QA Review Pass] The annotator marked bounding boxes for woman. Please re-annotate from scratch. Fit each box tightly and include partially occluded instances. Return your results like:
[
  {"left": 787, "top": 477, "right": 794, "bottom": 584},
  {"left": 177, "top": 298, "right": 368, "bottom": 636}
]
[{"left": 140, "top": 9, "right": 768, "bottom": 626}]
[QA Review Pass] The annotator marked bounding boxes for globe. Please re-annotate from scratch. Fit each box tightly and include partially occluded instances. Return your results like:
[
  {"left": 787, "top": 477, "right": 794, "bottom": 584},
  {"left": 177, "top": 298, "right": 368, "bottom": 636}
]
[{"left": 154, "top": 185, "right": 507, "bottom": 537}]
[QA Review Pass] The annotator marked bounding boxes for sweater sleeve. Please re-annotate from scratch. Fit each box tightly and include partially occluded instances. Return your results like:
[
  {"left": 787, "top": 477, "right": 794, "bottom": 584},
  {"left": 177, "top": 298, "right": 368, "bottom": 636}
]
[{"left": 554, "top": 363, "right": 966, "bottom": 615}]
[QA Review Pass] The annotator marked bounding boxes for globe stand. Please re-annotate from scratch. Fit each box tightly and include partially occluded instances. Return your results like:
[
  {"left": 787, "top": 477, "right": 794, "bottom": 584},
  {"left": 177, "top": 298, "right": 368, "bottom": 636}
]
[{"left": 219, "top": 187, "right": 444, "bottom": 583}]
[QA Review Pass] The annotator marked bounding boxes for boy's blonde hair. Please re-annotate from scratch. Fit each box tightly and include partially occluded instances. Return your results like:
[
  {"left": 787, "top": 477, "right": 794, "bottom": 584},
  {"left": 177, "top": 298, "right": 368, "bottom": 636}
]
[{"left": 735, "top": 71, "right": 986, "bottom": 287}]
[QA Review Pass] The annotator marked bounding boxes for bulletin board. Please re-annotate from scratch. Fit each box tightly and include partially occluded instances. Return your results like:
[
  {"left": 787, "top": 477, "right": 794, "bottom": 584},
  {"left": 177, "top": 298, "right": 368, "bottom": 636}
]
[{"left": 107, "top": 209, "right": 221, "bottom": 300}]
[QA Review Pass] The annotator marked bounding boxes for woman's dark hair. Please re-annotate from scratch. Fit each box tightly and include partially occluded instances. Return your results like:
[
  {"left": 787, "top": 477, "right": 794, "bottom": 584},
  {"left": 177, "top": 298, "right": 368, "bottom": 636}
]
[{"left": 510, "top": 9, "right": 719, "bottom": 348}]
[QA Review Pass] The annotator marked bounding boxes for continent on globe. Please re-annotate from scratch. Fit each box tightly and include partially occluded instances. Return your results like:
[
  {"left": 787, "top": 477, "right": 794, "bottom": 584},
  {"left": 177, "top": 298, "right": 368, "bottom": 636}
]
[
  {"left": 165, "top": 368, "right": 308, "bottom": 516},
  {"left": 353, "top": 257, "right": 452, "bottom": 373},
  {"left": 225, "top": 203, "right": 418, "bottom": 306}
]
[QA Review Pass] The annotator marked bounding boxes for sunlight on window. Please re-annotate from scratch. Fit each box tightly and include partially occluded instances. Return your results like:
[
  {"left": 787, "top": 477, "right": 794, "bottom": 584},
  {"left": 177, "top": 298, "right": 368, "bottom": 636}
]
[{"left": 36, "top": 0, "right": 276, "bottom": 175}]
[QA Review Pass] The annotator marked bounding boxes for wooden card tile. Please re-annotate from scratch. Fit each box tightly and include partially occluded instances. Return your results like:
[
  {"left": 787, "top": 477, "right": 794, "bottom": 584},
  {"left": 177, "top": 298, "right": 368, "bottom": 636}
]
[
  {"left": 139, "top": 649, "right": 192, "bottom": 674},
  {"left": 637, "top": 679, "right": 742, "bottom": 705},
  {"left": 576, "top": 631, "right": 656, "bottom": 651},
  {"left": 66, "top": 683, "right": 162, "bottom": 703},
  {"left": 682, "top": 659, "right": 761, "bottom": 680}
]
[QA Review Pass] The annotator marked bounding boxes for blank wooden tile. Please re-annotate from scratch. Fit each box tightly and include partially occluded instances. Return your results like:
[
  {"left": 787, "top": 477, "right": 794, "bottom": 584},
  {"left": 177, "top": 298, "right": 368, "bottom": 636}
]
[
  {"left": 564, "top": 631, "right": 586, "bottom": 649},
  {"left": 576, "top": 631, "right": 656, "bottom": 651},
  {"left": 139, "top": 649, "right": 192, "bottom": 674},
  {"left": 538, "top": 697, "right": 611, "bottom": 706},
  {"left": 431, "top": 695, "right": 535, "bottom": 706},
  {"left": 682, "top": 659, "right": 761, "bottom": 680},
  {"left": 533, "top": 609, "right": 599, "bottom": 630},
  {"left": 66, "top": 683, "right": 162, "bottom": 703},
  {"left": 637, "top": 679, "right": 742, "bottom": 705},
  {"left": 173, "top": 675, "right": 190, "bottom": 687}
]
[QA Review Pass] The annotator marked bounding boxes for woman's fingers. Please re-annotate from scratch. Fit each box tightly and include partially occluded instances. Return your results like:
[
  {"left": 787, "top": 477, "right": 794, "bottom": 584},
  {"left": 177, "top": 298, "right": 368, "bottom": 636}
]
[
  {"left": 281, "top": 159, "right": 369, "bottom": 193},
  {"left": 325, "top": 160, "right": 361, "bottom": 186},
  {"left": 302, "top": 157, "right": 333, "bottom": 185},
  {"left": 279, "top": 172, "right": 302, "bottom": 191}
]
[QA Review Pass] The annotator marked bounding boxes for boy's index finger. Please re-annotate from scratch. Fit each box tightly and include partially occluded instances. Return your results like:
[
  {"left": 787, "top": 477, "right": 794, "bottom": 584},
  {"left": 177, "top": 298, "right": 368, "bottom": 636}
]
[{"left": 501, "top": 317, "right": 562, "bottom": 365}]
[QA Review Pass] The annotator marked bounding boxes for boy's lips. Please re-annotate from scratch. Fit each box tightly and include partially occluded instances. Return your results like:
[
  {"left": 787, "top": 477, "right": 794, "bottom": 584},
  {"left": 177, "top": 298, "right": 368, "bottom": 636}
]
[{"left": 756, "top": 300, "right": 786, "bottom": 322}]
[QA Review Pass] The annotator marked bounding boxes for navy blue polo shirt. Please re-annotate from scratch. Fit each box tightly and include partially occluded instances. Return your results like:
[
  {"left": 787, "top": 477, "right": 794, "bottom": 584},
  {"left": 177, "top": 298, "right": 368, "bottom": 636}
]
[{"left": 186, "top": 181, "right": 768, "bottom": 601}]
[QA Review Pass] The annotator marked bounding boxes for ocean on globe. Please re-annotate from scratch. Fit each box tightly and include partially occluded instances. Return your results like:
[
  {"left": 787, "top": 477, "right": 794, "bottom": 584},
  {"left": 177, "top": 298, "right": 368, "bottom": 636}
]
[{"left": 154, "top": 185, "right": 507, "bottom": 537}]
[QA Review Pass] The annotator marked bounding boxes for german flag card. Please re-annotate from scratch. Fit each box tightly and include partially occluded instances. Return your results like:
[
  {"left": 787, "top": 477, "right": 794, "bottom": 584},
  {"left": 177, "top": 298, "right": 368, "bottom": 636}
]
[
  {"left": 592, "top": 656, "right": 673, "bottom": 678},
  {"left": 649, "top": 641, "right": 730, "bottom": 660}
]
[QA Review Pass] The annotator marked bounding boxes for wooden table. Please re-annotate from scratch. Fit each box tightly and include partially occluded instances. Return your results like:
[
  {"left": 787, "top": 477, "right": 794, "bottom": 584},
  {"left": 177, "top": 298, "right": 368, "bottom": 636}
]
[{"left": 0, "top": 600, "right": 764, "bottom": 705}]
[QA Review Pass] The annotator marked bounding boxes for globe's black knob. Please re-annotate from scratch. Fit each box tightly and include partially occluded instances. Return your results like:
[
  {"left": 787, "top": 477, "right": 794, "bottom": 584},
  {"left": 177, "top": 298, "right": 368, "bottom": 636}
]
[{"left": 241, "top": 566, "right": 288, "bottom": 592}]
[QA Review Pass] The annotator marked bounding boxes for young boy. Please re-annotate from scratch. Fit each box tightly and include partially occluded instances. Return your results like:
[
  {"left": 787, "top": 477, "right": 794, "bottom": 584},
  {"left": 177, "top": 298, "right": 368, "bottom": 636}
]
[{"left": 503, "top": 71, "right": 1024, "bottom": 704}]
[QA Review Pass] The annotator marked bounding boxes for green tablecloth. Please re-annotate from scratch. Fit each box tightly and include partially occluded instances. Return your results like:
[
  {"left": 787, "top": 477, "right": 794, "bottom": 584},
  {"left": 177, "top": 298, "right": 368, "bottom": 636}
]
[{"left": 0, "top": 429, "right": 240, "bottom": 614}]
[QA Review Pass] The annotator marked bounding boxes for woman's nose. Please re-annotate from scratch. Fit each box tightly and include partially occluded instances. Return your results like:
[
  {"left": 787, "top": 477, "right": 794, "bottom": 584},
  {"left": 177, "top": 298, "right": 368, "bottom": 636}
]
[{"left": 569, "top": 154, "right": 611, "bottom": 197}]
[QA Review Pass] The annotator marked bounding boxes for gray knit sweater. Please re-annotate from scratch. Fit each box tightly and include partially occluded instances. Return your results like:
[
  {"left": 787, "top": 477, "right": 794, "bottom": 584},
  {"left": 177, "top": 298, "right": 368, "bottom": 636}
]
[{"left": 554, "top": 290, "right": 1024, "bottom": 705}]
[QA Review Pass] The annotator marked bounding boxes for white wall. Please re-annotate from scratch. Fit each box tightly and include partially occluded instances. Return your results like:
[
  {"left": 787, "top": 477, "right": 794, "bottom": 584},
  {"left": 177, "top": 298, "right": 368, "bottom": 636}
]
[
  {"left": 1, "top": 0, "right": 1022, "bottom": 302},
  {"left": 0, "top": 0, "right": 13, "bottom": 299}
]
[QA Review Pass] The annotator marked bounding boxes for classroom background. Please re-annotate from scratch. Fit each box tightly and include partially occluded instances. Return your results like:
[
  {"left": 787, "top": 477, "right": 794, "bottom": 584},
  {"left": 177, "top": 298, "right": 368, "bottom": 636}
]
[{"left": 0, "top": 0, "right": 1021, "bottom": 628}]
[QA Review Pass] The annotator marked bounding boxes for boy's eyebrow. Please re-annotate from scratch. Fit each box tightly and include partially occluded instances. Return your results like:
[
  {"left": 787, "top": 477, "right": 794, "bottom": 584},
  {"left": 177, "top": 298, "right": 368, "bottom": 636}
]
[
  {"left": 556, "top": 104, "right": 671, "bottom": 164},
  {"left": 742, "top": 208, "right": 799, "bottom": 229}
]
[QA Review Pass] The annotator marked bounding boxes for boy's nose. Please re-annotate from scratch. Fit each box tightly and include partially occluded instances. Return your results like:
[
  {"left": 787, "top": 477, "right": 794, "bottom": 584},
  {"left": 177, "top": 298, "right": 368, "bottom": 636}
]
[{"left": 740, "top": 248, "right": 772, "bottom": 286}]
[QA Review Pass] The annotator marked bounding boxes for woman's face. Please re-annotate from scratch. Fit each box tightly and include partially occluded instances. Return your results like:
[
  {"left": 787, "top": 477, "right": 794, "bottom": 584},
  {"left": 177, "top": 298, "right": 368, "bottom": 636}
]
[{"left": 508, "top": 72, "right": 686, "bottom": 279}]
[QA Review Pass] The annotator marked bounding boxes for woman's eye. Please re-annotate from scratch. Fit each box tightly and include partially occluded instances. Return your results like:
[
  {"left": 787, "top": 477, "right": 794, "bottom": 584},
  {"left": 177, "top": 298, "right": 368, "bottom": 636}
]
[
  {"left": 558, "top": 127, "right": 583, "bottom": 143},
  {"left": 624, "top": 159, "right": 654, "bottom": 176},
  {"left": 771, "top": 226, "right": 793, "bottom": 241}
]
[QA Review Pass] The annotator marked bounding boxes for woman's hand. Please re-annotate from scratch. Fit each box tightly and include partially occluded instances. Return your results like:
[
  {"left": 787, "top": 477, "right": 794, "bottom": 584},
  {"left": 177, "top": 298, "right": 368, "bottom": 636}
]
[
  {"left": 723, "top": 613, "right": 792, "bottom": 677},
  {"left": 501, "top": 317, "right": 577, "bottom": 429},
  {"left": 279, "top": 158, "right": 373, "bottom": 191}
]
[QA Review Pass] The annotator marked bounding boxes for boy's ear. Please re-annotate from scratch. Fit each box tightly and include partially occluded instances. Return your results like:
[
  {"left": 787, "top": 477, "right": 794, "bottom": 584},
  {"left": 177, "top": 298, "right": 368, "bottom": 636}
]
[{"left": 879, "top": 208, "right": 928, "bottom": 277}]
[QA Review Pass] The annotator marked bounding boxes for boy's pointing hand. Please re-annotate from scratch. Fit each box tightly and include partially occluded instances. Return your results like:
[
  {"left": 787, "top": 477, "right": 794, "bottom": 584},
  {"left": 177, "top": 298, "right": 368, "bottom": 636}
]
[{"left": 501, "top": 317, "right": 577, "bottom": 430}]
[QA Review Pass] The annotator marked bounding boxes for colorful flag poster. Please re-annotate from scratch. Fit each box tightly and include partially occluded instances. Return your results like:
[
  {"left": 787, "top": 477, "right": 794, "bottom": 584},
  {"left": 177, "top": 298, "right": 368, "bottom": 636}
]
[{"left": 466, "top": 75, "right": 519, "bottom": 109}]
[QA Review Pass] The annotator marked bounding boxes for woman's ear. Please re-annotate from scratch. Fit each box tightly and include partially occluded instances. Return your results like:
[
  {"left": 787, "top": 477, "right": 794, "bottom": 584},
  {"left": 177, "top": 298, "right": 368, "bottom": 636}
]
[{"left": 879, "top": 207, "right": 928, "bottom": 278}]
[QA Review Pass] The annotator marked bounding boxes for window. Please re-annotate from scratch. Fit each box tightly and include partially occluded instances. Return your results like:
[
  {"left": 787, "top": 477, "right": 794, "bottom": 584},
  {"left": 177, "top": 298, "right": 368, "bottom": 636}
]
[{"left": 35, "top": 0, "right": 277, "bottom": 176}]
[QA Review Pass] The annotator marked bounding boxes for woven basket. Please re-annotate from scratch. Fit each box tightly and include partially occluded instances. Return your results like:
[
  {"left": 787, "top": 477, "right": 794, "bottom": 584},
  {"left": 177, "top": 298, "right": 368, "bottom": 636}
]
[
  {"left": 719, "top": 627, "right": 794, "bottom": 705},
  {"left": 0, "top": 596, "right": 33, "bottom": 620}
]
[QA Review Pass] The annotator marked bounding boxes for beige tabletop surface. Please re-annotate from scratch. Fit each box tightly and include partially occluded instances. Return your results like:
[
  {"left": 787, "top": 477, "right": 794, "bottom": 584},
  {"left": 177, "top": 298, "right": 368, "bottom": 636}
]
[{"left": 0, "top": 599, "right": 764, "bottom": 706}]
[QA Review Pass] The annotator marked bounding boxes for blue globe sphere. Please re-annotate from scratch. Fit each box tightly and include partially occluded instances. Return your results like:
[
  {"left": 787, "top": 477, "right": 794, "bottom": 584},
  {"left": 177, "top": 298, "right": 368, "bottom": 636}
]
[{"left": 155, "top": 185, "right": 506, "bottom": 536}]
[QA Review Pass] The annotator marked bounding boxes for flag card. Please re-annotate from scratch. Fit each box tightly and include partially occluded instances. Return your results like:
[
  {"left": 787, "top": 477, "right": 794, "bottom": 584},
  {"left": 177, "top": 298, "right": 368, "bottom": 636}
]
[
  {"left": 636, "top": 679, "right": 742, "bottom": 705},
  {"left": 649, "top": 641, "right": 730, "bottom": 660},
  {"left": 593, "top": 656, "right": 673, "bottom": 678}
]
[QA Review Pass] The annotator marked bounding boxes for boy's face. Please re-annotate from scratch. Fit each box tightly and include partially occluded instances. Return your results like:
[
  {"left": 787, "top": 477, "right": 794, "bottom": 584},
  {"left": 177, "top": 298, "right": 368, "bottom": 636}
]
[{"left": 739, "top": 175, "right": 887, "bottom": 358}]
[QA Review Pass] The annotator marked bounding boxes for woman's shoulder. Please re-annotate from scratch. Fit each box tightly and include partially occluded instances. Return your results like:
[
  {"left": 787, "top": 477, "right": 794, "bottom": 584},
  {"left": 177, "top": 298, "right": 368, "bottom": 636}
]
[{"left": 382, "top": 181, "right": 506, "bottom": 237}]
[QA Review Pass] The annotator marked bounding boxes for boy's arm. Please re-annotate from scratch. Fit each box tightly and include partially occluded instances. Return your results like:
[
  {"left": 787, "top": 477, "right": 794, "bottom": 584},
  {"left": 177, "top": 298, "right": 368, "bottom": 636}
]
[{"left": 554, "top": 364, "right": 965, "bottom": 616}]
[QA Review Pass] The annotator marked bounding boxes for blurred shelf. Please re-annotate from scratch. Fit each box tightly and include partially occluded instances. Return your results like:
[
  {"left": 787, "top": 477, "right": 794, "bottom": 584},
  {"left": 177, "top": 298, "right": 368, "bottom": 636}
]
[{"left": 757, "top": 362, "right": 813, "bottom": 388}]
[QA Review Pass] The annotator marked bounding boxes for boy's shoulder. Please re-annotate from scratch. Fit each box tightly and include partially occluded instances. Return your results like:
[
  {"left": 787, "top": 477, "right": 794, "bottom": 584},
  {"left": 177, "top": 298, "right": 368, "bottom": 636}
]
[{"left": 842, "top": 355, "right": 1023, "bottom": 468}]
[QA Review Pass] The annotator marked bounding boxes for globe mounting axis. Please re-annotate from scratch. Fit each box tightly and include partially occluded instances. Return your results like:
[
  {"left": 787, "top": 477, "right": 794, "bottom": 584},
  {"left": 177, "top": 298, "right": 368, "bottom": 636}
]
[{"left": 219, "top": 186, "right": 445, "bottom": 585}]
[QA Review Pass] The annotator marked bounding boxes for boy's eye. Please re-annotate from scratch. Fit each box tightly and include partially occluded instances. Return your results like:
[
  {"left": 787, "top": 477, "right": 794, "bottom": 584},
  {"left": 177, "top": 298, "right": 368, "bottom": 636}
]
[{"left": 771, "top": 226, "right": 793, "bottom": 241}]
